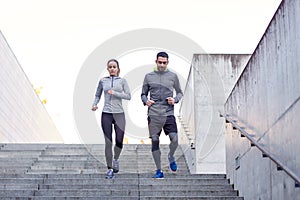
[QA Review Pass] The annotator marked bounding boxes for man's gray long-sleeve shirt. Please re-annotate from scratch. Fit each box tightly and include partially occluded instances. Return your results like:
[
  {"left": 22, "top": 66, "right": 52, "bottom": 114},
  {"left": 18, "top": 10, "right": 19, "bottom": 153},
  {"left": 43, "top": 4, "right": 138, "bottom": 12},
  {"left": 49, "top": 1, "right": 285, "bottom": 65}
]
[
  {"left": 93, "top": 76, "right": 131, "bottom": 113},
  {"left": 141, "top": 69, "right": 183, "bottom": 116}
]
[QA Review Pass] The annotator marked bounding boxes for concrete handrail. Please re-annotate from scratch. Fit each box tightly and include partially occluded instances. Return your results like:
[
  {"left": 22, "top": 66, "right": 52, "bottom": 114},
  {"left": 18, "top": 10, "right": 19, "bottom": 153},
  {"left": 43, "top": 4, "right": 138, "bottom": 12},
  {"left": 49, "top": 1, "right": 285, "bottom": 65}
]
[{"left": 220, "top": 113, "right": 300, "bottom": 187}]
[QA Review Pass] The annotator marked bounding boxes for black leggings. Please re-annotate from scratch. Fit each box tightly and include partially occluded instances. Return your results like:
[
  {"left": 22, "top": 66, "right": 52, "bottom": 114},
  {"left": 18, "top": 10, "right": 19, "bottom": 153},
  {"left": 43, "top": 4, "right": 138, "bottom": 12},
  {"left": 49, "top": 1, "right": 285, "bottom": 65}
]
[{"left": 101, "top": 112, "right": 126, "bottom": 169}]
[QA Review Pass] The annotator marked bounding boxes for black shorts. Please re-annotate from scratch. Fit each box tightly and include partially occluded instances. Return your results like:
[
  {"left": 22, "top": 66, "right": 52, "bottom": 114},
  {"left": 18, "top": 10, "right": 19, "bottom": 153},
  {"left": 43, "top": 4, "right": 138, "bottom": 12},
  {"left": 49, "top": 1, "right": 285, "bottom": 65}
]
[{"left": 147, "top": 115, "right": 178, "bottom": 138}]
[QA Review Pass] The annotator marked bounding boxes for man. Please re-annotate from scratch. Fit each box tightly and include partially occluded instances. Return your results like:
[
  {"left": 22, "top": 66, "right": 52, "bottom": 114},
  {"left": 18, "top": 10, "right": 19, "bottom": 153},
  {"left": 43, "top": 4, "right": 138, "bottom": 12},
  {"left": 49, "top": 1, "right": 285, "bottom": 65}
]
[{"left": 141, "top": 51, "right": 183, "bottom": 179}]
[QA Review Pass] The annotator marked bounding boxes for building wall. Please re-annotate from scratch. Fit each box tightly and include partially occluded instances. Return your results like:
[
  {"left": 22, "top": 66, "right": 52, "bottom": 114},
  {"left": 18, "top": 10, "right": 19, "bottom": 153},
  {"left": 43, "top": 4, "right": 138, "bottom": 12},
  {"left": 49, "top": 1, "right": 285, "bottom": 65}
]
[
  {"left": 0, "top": 31, "right": 63, "bottom": 143},
  {"left": 184, "top": 54, "right": 250, "bottom": 174},
  {"left": 225, "top": 0, "right": 300, "bottom": 199}
]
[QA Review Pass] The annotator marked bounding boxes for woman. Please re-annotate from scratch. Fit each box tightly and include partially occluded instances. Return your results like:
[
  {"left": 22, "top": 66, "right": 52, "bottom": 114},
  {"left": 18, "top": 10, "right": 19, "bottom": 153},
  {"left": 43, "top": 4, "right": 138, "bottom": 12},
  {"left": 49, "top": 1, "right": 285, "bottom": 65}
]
[{"left": 91, "top": 59, "right": 131, "bottom": 179}]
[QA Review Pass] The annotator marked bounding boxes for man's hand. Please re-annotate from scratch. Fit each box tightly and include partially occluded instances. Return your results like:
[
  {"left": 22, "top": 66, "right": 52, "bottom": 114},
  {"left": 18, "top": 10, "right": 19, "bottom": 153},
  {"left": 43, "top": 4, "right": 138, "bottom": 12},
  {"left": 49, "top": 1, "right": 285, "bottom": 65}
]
[
  {"left": 146, "top": 100, "right": 155, "bottom": 107},
  {"left": 166, "top": 97, "right": 175, "bottom": 105}
]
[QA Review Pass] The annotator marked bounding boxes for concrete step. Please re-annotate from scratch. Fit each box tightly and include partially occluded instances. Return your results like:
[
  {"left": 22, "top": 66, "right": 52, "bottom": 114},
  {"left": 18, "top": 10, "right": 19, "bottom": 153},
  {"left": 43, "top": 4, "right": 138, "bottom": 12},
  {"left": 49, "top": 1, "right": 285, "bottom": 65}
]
[
  {"left": 29, "top": 189, "right": 238, "bottom": 197},
  {"left": 29, "top": 161, "right": 104, "bottom": 168},
  {"left": 34, "top": 189, "right": 140, "bottom": 197},
  {"left": 0, "top": 160, "right": 36, "bottom": 165},
  {"left": 27, "top": 161, "right": 189, "bottom": 174},
  {"left": 0, "top": 143, "right": 48, "bottom": 150},
  {"left": 0, "top": 168, "right": 31, "bottom": 174},
  {"left": 140, "top": 190, "right": 238, "bottom": 196},
  {"left": 26, "top": 170, "right": 192, "bottom": 175},
  {"left": 1, "top": 197, "right": 137, "bottom": 200},
  {"left": 140, "top": 197, "right": 243, "bottom": 200},
  {"left": 0, "top": 184, "right": 38, "bottom": 190},
  {"left": 0, "top": 143, "right": 243, "bottom": 199},
  {"left": 1, "top": 197, "right": 243, "bottom": 200},
  {"left": 0, "top": 174, "right": 46, "bottom": 178},
  {"left": 0, "top": 178, "right": 44, "bottom": 184},
  {"left": 38, "top": 183, "right": 233, "bottom": 191},
  {"left": 0, "top": 173, "right": 223, "bottom": 179},
  {"left": 0, "top": 150, "right": 42, "bottom": 157},
  {"left": 26, "top": 169, "right": 88, "bottom": 174},
  {"left": 37, "top": 156, "right": 99, "bottom": 161},
  {"left": 0, "top": 189, "right": 239, "bottom": 198},
  {"left": 27, "top": 168, "right": 190, "bottom": 175},
  {"left": 28, "top": 161, "right": 187, "bottom": 168},
  {"left": 43, "top": 173, "right": 226, "bottom": 179},
  {"left": 36, "top": 177, "right": 229, "bottom": 185},
  {"left": 0, "top": 190, "right": 35, "bottom": 197},
  {"left": 0, "top": 176, "right": 229, "bottom": 184}
]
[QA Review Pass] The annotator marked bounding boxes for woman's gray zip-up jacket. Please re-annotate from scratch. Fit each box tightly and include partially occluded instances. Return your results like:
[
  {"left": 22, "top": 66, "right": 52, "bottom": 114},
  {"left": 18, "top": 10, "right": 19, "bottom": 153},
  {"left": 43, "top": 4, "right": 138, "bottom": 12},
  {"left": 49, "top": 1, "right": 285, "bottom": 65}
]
[
  {"left": 93, "top": 76, "right": 131, "bottom": 113},
  {"left": 141, "top": 68, "right": 183, "bottom": 116}
]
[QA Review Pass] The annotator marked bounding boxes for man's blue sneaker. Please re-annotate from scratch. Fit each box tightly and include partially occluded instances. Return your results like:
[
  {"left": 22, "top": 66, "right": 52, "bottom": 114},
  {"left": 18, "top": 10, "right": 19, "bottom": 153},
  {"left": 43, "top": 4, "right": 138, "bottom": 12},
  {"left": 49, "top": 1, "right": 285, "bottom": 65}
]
[
  {"left": 105, "top": 169, "right": 114, "bottom": 179},
  {"left": 153, "top": 169, "right": 164, "bottom": 179},
  {"left": 170, "top": 161, "right": 177, "bottom": 172}
]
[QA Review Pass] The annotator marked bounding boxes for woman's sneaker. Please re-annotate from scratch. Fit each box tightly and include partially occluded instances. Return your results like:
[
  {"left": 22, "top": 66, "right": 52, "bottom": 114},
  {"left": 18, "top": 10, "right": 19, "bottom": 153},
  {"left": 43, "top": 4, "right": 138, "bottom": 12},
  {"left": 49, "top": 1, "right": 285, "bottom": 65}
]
[
  {"left": 153, "top": 169, "right": 164, "bottom": 179},
  {"left": 113, "top": 159, "right": 119, "bottom": 173},
  {"left": 105, "top": 169, "right": 114, "bottom": 179}
]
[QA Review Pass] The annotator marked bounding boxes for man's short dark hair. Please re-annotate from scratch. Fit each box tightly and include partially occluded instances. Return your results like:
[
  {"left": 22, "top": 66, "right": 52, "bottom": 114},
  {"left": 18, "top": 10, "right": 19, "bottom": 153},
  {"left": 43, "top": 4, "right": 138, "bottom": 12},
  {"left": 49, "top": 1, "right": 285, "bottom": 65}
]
[{"left": 157, "top": 52, "right": 169, "bottom": 59}]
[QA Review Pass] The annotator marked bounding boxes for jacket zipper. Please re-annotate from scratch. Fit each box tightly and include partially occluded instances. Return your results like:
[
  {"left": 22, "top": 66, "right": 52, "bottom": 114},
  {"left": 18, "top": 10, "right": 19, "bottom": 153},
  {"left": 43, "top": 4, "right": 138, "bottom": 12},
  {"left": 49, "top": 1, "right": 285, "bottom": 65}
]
[{"left": 110, "top": 76, "right": 114, "bottom": 111}]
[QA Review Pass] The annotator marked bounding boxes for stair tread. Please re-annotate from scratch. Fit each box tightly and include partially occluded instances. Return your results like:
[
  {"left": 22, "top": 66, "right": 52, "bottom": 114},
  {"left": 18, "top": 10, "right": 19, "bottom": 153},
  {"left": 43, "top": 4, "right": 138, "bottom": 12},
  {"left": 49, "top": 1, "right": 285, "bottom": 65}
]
[{"left": 0, "top": 143, "right": 243, "bottom": 199}]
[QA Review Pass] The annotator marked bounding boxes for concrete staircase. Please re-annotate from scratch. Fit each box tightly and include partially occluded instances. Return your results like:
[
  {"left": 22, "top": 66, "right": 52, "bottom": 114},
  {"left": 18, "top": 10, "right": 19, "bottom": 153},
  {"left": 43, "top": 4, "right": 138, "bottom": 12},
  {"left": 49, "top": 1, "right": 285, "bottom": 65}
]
[{"left": 0, "top": 143, "right": 243, "bottom": 199}]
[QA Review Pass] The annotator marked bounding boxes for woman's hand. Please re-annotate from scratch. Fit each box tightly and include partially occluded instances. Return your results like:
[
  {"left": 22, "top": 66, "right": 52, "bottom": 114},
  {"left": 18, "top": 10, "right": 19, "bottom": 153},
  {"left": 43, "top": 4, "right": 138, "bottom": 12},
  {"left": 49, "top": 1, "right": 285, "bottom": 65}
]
[
  {"left": 91, "top": 105, "right": 98, "bottom": 111},
  {"left": 146, "top": 100, "right": 155, "bottom": 107}
]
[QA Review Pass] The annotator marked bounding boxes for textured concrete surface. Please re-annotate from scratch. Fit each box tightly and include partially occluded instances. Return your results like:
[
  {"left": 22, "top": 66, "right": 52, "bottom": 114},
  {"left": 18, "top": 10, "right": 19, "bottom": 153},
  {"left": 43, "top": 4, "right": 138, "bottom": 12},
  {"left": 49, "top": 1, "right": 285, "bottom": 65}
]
[
  {"left": 0, "top": 31, "right": 63, "bottom": 143},
  {"left": 225, "top": 0, "right": 300, "bottom": 199},
  {"left": 180, "top": 54, "right": 250, "bottom": 174},
  {"left": 0, "top": 143, "right": 243, "bottom": 199}
]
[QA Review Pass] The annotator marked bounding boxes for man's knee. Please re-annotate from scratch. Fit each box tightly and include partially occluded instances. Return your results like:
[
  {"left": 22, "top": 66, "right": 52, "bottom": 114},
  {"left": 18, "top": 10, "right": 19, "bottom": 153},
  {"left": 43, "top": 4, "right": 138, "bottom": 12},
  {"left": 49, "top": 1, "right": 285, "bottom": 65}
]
[
  {"left": 151, "top": 135, "right": 160, "bottom": 152},
  {"left": 169, "top": 132, "right": 178, "bottom": 143}
]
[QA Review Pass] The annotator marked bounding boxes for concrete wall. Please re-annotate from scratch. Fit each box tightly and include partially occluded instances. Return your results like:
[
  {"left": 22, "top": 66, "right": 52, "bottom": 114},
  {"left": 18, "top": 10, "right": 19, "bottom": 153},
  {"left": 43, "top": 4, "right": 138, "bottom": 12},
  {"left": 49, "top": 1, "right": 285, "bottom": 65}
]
[
  {"left": 180, "top": 54, "right": 250, "bottom": 174},
  {"left": 225, "top": 0, "right": 300, "bottom": 199},
  {"left": 178, "top": 66, "right": 197, "bottom": 173},
  {"left": 0, "top": 31, "right": 63, "bottom": 143}
]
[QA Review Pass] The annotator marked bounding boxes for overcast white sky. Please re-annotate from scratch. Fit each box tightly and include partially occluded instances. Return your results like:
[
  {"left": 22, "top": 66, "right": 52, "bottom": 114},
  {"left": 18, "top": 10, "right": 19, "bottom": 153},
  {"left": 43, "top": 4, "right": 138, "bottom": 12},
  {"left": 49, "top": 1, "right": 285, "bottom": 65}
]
[{"left": 0, "top": 0, "right": 282, "bottom": 143}]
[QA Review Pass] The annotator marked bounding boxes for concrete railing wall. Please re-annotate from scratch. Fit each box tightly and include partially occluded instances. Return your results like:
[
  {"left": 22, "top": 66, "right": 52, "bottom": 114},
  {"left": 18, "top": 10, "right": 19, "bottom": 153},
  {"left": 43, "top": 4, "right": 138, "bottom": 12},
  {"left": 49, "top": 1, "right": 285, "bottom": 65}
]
[
  {"left": 224, "top": 0, "right": 300, "bottom": 199},
  {"left": 0, "top": 31, "right": 63, "bottom": 143},
  {"left": 179, "top": 54, "right": 250, "bottom": 174}
]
